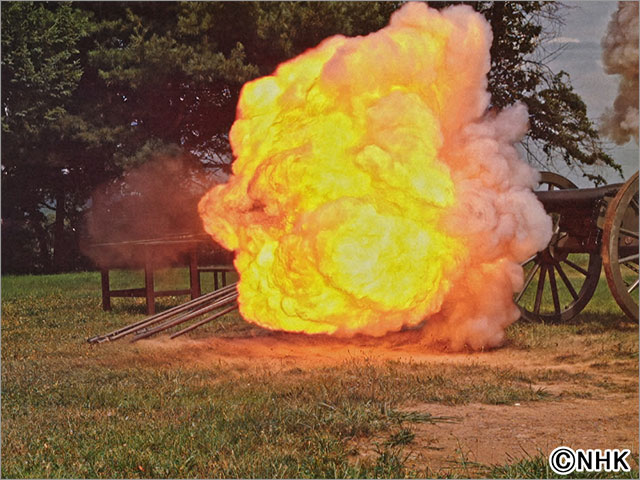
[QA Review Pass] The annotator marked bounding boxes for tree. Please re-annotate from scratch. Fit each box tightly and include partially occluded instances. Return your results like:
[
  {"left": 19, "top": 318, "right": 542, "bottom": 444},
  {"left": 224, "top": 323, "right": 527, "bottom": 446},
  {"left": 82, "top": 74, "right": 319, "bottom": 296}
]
[
  {"left": 83, "top": 2, "right": 400, "bottom": 173},
  {"left": 87, "top": 1, "right": 617, "bottom": 182},
  {"left": 1, "top": 1, "right": 93, "bottom": 272}
]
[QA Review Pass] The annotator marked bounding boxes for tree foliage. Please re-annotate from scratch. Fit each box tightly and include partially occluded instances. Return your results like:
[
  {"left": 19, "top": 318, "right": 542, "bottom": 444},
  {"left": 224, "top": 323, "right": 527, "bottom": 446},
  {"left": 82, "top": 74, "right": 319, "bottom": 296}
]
[
  {"left": 2, "top": 2, "right": 93, "bottom": 272},
  {"left": 83, "top": 2, "right": 400, "bottom": 170},
  {"left": 1, "top": 1, "right": 621, "bottom": 273}
]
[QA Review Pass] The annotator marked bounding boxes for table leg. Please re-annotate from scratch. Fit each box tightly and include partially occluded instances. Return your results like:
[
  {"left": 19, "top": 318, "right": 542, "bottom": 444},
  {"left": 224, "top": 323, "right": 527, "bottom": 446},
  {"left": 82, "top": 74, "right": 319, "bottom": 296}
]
[
  {"left": 144, "top": 251, "right": 155, "bottom": 315},
  {"left": 189, "top": 246, "right": 201, "bottom": 299},
  {"left": 101, "top": 269, "right": 111, "bottom": 311}
]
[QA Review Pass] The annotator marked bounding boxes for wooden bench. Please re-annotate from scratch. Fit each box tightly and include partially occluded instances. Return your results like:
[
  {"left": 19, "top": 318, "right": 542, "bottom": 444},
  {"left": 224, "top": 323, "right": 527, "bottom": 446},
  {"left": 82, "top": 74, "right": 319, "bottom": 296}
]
[{"left": 94, "top": 237, "right": 235, "bottom": 315}]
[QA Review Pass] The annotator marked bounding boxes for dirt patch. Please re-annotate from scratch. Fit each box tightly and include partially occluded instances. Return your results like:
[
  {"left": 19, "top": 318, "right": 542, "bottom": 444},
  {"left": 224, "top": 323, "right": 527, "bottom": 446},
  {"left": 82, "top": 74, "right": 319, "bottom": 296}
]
[
  {"left": 98, "top": 327, "right": 635, "bottom": 374},
  {"left": 95, "top": 328, "right": 492, "bottom": 370},
  {"left": 370, "top": 394, "right": 639, "bottom": 474}
]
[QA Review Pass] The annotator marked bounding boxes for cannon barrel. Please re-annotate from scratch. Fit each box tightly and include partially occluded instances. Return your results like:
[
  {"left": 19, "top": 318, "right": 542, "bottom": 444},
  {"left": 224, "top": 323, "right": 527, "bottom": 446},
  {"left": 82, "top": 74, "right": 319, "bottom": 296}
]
[
  {"left": 534, "top": 183, "right": 623, "bottom": 210},
  {"left": 532, "top": 182, "right": 624, "bottom": 254}
]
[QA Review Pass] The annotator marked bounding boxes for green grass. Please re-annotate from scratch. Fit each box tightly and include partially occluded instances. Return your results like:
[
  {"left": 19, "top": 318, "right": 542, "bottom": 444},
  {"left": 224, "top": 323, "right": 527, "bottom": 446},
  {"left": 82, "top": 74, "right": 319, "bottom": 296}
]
[
  {"left": 1, "top": 270, "right": 638, "bottom": 478},
  {"left": 507, "top": 268, "right": 638, "bottom": 352}
]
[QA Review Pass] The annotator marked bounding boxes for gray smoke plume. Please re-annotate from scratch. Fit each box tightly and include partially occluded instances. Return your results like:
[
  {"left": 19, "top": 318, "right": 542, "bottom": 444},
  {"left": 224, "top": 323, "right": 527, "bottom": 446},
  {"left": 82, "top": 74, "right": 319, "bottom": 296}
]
[{"left": 601, "top": 1, "right": 639, "bottom": 145}]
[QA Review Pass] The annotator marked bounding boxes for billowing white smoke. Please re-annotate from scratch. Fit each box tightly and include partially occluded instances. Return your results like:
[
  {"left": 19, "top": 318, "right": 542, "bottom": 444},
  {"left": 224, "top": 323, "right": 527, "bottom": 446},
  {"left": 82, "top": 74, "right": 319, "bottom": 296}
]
[
  {"left": 421, "top": 103, "right": 553, "bottom": 350},
  {"left": 601, "top": 1, "right": 639, "bottom": 145}
]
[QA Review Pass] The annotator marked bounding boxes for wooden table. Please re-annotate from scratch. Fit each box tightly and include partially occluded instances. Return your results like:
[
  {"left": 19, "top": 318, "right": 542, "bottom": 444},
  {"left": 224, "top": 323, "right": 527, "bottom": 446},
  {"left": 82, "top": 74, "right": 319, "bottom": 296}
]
[{"left": 95, "top": 238, "right": 203, "bottom": 315}]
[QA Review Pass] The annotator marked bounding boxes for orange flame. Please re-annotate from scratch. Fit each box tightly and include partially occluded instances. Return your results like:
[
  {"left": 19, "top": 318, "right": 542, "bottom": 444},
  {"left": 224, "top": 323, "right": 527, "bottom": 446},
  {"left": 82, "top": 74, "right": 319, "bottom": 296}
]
[{"left": 199, "top": 4, "right": 552, "bottom": 348}]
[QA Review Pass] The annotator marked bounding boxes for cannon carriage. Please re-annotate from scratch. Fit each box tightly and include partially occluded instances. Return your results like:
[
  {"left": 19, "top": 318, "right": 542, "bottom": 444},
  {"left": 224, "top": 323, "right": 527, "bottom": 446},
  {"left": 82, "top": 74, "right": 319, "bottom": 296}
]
[{"left": 516, "top": 171, "right": 639, "bottom": 322}]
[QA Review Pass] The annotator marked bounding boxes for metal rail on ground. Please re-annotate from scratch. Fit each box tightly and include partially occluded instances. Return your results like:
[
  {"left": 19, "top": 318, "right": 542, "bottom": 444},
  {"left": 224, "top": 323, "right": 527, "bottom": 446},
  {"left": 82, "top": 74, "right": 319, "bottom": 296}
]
[{"left": 87, "top": 283, "right": 239, "bottom": 344}]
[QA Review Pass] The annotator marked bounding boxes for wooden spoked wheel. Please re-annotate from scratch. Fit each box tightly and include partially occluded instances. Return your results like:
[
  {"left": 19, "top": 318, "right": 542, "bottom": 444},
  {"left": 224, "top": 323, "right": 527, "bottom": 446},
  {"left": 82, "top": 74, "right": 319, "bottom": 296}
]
[
  {"left": 535, "top": 171, "right": 578, "bottom": 191},
  {"left": 515, "top": 172, "right": 602, "bottom": 322},
  {"left": 602, "top": 171, "right": 639, "bottom": 321}
]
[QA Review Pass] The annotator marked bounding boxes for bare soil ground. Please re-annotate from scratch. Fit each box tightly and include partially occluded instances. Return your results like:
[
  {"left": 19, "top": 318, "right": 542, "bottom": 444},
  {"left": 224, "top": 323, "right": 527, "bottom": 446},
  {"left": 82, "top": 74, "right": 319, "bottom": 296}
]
[
  {"left": 346, "top": 345, "right": 638, "bottom": 475},
  {"left": 112, "top": 325, "right": 638, "bottom": 475},
  {"left": 398, "top": 395, "right": 637, "bottom": 474}
]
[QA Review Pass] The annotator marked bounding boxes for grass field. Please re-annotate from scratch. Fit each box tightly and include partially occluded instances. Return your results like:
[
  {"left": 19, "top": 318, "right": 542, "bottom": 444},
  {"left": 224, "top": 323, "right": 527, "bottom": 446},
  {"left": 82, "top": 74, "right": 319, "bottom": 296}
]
[{"left": 1, "top": 269, "right": 638, "bottom": 478}]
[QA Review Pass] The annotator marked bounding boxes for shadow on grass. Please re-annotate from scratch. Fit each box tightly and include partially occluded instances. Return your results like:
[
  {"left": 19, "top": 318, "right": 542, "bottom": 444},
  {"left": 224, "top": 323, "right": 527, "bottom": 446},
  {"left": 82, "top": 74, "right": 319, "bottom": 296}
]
[
  {"left": 566, "top": 312, "right": 638, "bottom": 334},
  {"left": 517, "top": 311, "right": 637, "bottom": 334},
  {"left": 105, "top": 296, "right": 196, "bottom": 316},
  {"left": 107, "top": 303, "right": 149, "bottom": 316}
]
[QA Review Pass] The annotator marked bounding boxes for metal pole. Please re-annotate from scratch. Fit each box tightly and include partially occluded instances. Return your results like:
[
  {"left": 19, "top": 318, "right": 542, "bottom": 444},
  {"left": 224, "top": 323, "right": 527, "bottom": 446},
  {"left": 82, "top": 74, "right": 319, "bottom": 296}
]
[
  {"left": 170, "top": 305, "right": 239, "bottom": 339},
  {"left": 87, "top": 283, "right": 237, "bottom": 343},
  {"left": 131, "top": 292, "right": 239, "bottom": 342}
]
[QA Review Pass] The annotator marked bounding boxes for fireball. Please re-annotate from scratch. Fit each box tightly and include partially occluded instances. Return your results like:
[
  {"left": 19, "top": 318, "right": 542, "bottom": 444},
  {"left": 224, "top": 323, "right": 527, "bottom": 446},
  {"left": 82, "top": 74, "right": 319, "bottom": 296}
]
[{"left": 199, "top": 3, "right": 552, "bottom": 348}]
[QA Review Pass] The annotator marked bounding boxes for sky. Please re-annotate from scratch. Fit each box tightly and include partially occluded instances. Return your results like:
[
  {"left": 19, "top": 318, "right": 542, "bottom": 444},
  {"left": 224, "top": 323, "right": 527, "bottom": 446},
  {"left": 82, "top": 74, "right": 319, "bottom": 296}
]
[{"left": 545, "top": 1, "right": 638, "bottom": 186}]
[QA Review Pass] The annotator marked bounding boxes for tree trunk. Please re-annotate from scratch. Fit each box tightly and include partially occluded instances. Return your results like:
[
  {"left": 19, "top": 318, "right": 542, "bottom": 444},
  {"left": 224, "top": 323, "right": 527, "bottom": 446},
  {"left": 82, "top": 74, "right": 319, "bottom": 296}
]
[
  {"left": 52, "top": 185, "right": 67, "bottom": 271},
  {"left": 489, "top": 1, "right": 506, "bottom": 59},
  {"left": 33, "top": 214, "right": 52, "bottom": 273}
]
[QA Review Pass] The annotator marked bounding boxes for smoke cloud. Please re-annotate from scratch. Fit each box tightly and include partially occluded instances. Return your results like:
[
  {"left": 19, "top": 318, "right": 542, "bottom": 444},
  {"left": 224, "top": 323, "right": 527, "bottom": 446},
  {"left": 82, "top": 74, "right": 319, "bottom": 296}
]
[
  {"left": 199, "top": 3, "right": 552, "bottom": 350},
  {"left": 83, "top": 155, "right": 228, "bottom": 269},
  {"left": 601, "top": 1, "right": 639, "bottom": 145}
]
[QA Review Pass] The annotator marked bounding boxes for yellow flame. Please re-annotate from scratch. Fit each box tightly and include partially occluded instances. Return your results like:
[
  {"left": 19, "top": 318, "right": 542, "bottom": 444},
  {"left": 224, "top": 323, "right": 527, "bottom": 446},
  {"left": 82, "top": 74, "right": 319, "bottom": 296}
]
[{"left": 199, "top": 3, "right": 549, "bottom": 342}]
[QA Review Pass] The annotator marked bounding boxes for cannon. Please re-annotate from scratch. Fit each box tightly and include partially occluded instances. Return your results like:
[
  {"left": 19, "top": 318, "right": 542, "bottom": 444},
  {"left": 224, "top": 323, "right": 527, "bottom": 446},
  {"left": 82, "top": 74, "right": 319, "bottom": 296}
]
[{"left": 515, "top": 171, "right": 639, "bottom": 322}]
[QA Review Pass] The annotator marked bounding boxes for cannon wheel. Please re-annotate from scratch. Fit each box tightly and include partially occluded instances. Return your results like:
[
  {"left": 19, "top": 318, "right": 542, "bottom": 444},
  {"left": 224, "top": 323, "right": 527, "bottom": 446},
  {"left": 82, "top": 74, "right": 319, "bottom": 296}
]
[
  {"left": 515, "top": 172, "right": 602, "bottom": 322},
  {"left": 602, "top": 171, "right": 639, "bottom": 321},
  {"left": 535, "top": 171, "right": 577, "bottom": 191}
]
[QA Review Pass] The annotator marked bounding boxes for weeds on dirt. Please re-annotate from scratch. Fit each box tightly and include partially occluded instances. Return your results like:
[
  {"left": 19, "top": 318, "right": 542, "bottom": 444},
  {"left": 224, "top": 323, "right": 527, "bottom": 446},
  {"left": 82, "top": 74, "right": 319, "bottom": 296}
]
[{"left": 489, "top": 451, "right": 639, "bottom": 479}]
